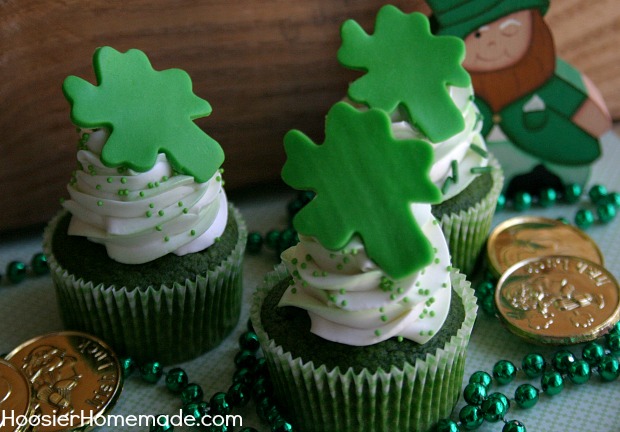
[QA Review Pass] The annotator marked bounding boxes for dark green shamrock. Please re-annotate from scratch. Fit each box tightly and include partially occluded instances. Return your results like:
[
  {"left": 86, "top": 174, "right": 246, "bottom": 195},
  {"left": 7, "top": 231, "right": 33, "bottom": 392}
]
[
  {"left": 282, "top": 102, "right": 441, "bottom": 279},
  {"left": 338, "top": 5, "right": 470, "bottom": 143},
  {"left": 63, "top": 46, "right": 223, "bottom": 183}
]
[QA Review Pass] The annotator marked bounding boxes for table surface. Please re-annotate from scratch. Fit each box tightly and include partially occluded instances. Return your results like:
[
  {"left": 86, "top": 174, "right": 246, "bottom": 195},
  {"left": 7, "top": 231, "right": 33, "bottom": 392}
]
[{"left": 1, "top": 129, "right": 620, "bottom": 432}]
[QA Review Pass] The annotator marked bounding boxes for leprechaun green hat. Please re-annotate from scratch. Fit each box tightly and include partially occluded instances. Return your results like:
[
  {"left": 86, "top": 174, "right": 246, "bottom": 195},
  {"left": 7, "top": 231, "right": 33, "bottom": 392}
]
[{"left": 427, "top": 0, "right": 550, "bottom": 38}]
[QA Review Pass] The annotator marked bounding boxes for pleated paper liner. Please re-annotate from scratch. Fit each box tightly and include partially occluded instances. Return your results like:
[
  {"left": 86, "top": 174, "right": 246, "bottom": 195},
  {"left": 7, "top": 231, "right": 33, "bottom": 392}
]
[
  {"left": 439, "top": 154, "right": 504, "bottom": 276},
  {"left": 251, "top": 264, "right": 478, "bottom": 432},
  {"left": 43, "top": 204, "right": 247, "bottom": 365}
]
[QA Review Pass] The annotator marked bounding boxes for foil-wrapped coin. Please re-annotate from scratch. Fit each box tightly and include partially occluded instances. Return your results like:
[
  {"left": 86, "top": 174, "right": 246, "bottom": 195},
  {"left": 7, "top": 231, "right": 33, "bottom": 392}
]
[
  {"left": 495, "top": 255, "right": 620, "bottom": 345},
  {"left": 0, "top": 359, "right": 34, "bottom": 432},
  {"left": 4, "top": 331, "right": 122, "bottom": 432},
  {"left": 486, "top": 216, "right": 604, "bottom": 278}
]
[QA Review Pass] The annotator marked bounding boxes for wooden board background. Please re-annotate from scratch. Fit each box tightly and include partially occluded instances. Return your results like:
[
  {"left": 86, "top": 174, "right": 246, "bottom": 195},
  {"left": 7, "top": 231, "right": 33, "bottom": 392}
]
[{"left": 1, "top": 0, "right": 618, "bottom": 231}]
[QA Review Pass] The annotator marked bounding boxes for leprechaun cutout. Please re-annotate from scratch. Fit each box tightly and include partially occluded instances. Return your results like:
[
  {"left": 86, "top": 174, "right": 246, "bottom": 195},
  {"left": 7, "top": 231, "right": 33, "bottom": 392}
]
[{"left": 428, "top": 0, "right": 612, "bottom": 197}]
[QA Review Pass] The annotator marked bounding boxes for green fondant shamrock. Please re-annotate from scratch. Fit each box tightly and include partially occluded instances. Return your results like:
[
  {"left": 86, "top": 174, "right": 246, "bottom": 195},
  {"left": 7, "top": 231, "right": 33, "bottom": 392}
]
[
  {"left": 63, "top": 47, "right": 223, "bottom": 183},
  {"left": 282, "top": 102, "right": 441, "bottom": 279},
  {"left": 338, "top": 5, "right": 470, "bottom": 143}
]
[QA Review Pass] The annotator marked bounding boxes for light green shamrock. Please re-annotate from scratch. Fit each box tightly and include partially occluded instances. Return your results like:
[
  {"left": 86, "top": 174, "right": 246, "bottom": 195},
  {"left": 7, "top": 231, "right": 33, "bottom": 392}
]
[
  {"left": 338, "top": 5, "right": 470, "bottom": 143},
  {"left": 282, "top": 102, "right": 441, "bottom": 279},
  {"left": 63, "top": 47, "right": 223, "bottom": 183}
]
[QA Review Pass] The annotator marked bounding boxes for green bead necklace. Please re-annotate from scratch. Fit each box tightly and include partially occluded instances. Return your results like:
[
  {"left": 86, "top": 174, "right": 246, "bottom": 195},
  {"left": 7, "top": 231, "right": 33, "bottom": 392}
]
[
  {"left": 245, "top": 192, "right": 313, "bottom": 257},
  {"left": 127, "top": 320, "right": 294, "bottom": 432},
  {"left": 1, "top": 252, "right": 48, "bottom": 284},
  {"left": 436, "top": 323, "right": 620, "bottom": 432},
  {"left": 496, "top": 183, "right": 619, "bottom": 229}
]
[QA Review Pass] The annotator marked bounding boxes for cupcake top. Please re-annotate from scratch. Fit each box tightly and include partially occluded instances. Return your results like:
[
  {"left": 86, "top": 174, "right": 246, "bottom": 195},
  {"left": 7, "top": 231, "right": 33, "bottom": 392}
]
[
  {"left": 61, "top": 47, "right": 228, "bottom": 264},
  {"left": 338, "top": 6, "right": 491, "bottom": 201},
  {"left": 278, "top": 102, "right": 452, "bottom": 346}
]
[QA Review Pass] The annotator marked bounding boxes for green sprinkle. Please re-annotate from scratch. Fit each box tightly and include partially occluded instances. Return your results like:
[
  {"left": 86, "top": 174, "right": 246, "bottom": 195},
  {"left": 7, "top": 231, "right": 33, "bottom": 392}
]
[
  {"left": 424, "top": 289, "right": 430, "bottom": 296},
  {"left": 291, "top": 258, "right": 298, "bottom": 265},
  {"left": 390, "top": 294, "right": 396, "bottom": 300},
  {"left": 343, "top": 256, "right": 350, "bottom": 264},
  {"left": 162, "top": 176, "right": 168, "bottom": 182},
  {"left": 328, "top": 294, "right": 337, "bottom": 302},
  {"left": 403, "top": 297, "right": 409, "bottom": 303},
  {"left": 97, "top": 200, "right": 103, "bottom": 206},
  {"left": 139, "top": 191, "right": 145, "bottom": 197},
  {"left": 442, "top": 282, "right": 448, "bottom": 288},
  {"left": 446, "top": 266, "right": 452, "bottom": 271},
  {"left": 339, "top": 288, "right": 346, "bottom": 295},
  {"left": 146, "top": 211, "right": 152, "bottom": 217},
  {"left": 374, "top": 329, "right": 381, "bottom": 337},
  {"left": 155, "top": 225, "right": 163, "bottom": 231},
  {"left": 158, "top": 210, "right": 165, "bottom": 217},
  {"left": 428, "top": 330, "right": 434, "bottom": 336},
  {"left": 470, "top": 166, "right": 493, "bottom": 174},
  {"left": 418, "top": 288, "right": 424, "bottom": 295},
  {"left": 164, "top": 236, "right": 170, "bottom": 242},
  {"left": 432, "top": 219, "right": 438, "bottom": 225},
  {"left": 397, "top": 336, "right": 404, "bottom": 343},
  {"left": 214, "top": 237, "right": 221, "bottom": 243},
  {"left": 216, "top": 176, "right": 221, "bottom": 182},
  {"left": 322, "top": 271, "right": 328, "bottom": 277},
  {"left": 379, "top": 307, "right": 385, "bottom": 313},
  {"left": 430, "top": 311, "right": 436, "bottom": 317},
  {"left": 291, "top": 287, "right": 297, "bottom": 294},
  {"left": 416, "top": 281, "right": 421, "bottom": 287},
  {"left": 149, "top": 203, "right": 155, "bottom": 208},
  {"left": 306, "top": 254, "right": 312, "bottom": 262},
  {"left": 312, "top": 271, "right": 319, "bottom": 277},
  {"left": 107, "top": 177, "right": 113, "bottom": 183},
  {"left": 451, "top": 160, "right": 459, "bottom": 183},
  {"left": 341, "top": 300, "right": 347, "bottom": 307},
  {"left": 190, "top": 230, "right": 196, "bottom": 236},
  {"left": 121, "top": 177, "right": 127, "bottom": 184},
  {"left": 470, "top": 143, "right": 488, "bottom": 158},
  {"left": 96, "top": 184, "right": 101, "bottom": 190},
  {"left": 351, "top": 249, "right": 358, "bottom": 255},
  {"left": 178, "top": 201, "right": 183, "bottom": 207},
  {"left": 300, "top": 262, "right": 307, "bottom": 269},
  {"left": 397, "top": 287, "right": 403, "bottom": 294},
  {"left": 337, "top": 264, "right": 344, "bottom": 270},
  {"left": 148, "top": 182, "right": 154, "bottom": 188},
  {"left": 380, "top": 315, "right": 388, "bottom": 322},
  {"left": 293, "top": 270, "right": 300, "bottom": 278},
  {"left": 183, "top": 208, "right": 189, "bottom": 214}
]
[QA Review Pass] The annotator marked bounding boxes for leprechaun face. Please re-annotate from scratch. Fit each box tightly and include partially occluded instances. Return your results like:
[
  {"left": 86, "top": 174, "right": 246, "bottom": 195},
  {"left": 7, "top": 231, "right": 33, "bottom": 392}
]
[{"left": 462, "top": 9, "right": 533, "bottom": 72}]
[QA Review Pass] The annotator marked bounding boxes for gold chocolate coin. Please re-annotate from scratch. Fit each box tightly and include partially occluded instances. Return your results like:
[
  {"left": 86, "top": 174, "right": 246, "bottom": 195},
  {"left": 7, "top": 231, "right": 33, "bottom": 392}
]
[
  {"left": 5, "top": 331, "right": 122, "bottom": 432},
  {"left": 0, "top": 359, "right": 34, "bottom": 432},
  {"left": 486, "top": 216, "right": 604, "bottom": 278},
  {"left": 495, "top": 255, "right": 620, "bottom": 345}
]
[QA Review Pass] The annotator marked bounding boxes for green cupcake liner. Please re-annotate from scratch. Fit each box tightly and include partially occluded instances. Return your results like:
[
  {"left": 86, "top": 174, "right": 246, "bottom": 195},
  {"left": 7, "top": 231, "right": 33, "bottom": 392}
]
[
  {"left": 439, "top": 154, "right": 504, "bottom": 276},
  {"left": 251, "top": 264, "right": 477, "bottom": 432},
  {"left": 43, "top": 204, "right": 247, "bottom": 365}
]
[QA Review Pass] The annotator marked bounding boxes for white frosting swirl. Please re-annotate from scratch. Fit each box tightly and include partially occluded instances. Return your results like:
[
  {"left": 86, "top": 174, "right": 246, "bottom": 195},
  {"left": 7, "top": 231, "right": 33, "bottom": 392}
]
[
  {"left": 391, "top": 85, "right": 489, "bottom": 201},
  {"left": 62, "top": 128, "right": 228, "bottom": 264},
  {"left": 279, "top": 203, "right": 451, "bottom": 346}
]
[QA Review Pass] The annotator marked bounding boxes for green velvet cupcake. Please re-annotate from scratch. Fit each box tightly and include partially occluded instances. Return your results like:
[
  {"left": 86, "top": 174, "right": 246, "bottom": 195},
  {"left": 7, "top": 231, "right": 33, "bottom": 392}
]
[
  {"left": 43, "top": 46, "right": 246, "bottom": 364},
  {"left": 252, "top": 264, "right": 477, "bottom": 432},
  {"left": 44, "top": 205, "right": 246, "bottom": 365}
]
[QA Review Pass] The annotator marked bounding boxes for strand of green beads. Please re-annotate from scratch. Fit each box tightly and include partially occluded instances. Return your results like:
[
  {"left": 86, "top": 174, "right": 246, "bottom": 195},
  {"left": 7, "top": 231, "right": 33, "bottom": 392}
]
[
  {"left": 126, "top": 320, "right": 294, "bottom": 432},
  {"left": 1, "top": 252, "right": 48, "bottom": 284},
  {"left": 495, "top": 184, "right": 620, "bottom": 229},
  {"left": 434, "top": 323, "right": 620, "bottom": 432},
  {"left": 246, "top": 191, "right": 313, "bottom": 257}
]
